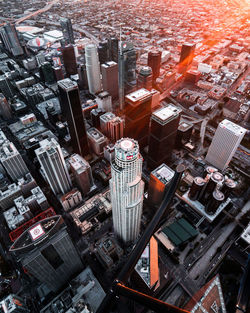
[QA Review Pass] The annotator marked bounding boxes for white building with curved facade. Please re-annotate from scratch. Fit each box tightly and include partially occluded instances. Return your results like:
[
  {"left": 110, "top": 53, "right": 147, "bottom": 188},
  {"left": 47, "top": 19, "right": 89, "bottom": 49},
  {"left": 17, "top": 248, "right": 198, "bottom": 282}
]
[
  {"left": 85, "top": 44, "right": 102, "bottom": 95},
  {"left": 110, "top": 138, "right": 144, "bottom": 243}
]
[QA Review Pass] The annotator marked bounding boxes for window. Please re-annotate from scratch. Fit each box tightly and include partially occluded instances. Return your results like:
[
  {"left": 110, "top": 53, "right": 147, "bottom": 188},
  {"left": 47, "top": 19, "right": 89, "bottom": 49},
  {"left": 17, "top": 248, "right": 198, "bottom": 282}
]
[{"left": 41, "top": 245, "right": 63, "bottom": 269}]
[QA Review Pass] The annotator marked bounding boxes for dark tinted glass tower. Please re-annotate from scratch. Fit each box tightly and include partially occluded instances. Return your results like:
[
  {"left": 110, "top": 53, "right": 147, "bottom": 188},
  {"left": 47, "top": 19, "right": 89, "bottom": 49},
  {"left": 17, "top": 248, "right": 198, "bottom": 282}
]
[
  {"left": 58, "top": 78, "right": 89, "bottom": 156},
  {"left": 62, "top": 45, "right": 77, "bottom": 77},
  {"left": 39, "top": 62, "right": 55, "bottom": 84},
  {"left": 178, "top": 43, "right": 196, "bottom": 73},
  {"left": 125, "top": 88, "right": 152, "bottom": 148},
  {"left": 118, "top": 41, "right": 137, "bottom": 110},
  {"left": 148, "top": 50, "right": 162, "bottom": 81},
  {"left": 109, "top": 37, "right": 119, "bottom": 63},
  {"left": 0, "top": 23, "right": 24, "bottom": 57},
  {"left": 148, "top": 105, "right": 182, "bottom": 169},
  {"left": 98, "top": 40, "right": 109, "bottom": 65},
  {"left": 60, "top": 17, "right": 75, "bottom": 45},
  {"left": 10, "top": 216, "right": 82, "bottom": 292}
]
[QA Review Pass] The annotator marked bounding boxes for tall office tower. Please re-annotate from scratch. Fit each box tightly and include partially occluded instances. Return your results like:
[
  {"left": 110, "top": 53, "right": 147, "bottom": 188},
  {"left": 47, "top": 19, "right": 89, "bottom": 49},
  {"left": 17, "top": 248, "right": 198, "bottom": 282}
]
[
  {"left": 0, "top": 142, "right": 29, "bottom": 181},
  {"left": 148, "top": 163, "right": 174, "bottom": 207},
  {"left": 58, "top": 78, "right": 89, "bottom": 157},
  {"left": 98, "top": 40, "right": 109, "bottom": 65},
  {"left": 0, "top": 24, "right": 24, "bottom": 56},
  {"left": 87, "top": 127, "right": 108, "bottom": 156},
  {"left": 69, "top": 153, "right": 94, "bottom": 195},
  {"left": 0, "top": 294, "right": 30, "bottom": 312},
  {"left": 109, "top": 37, "right": 119, "bottom": 62},
  {"left": 62, "top": 45, "right": 77, "bottom": 77},
  {"left": 90, "top": 108, "right": 105, "bottom": 128},
  {"left": 10, "top": 216, "right": 82, "bottom": 292},
  {"left": 148, "top": 105, "right": 181, "bottom": 169},
  {"left": 77, "top": 62, "right": 88, "bottom": 90},
  {"left": 0, "top": 75, "right": 14, "bottom": 99},
  {"left": 178, "top": 43, "right": 196, "bottom": 73},
  {"left": 125, "top": 88, "right": 152, "bottom": 148},
  {"left": 96, "top": 91, "right": 112, "bottom": 112},
  {"left": 137, "top": 66, "right": 153, "bottom": 90},
  {"left": 85, "top": 44, "right": 102, "bottom": 95},
  {"left": 0, "top": 93, "right": 12, "bottom": 119},
  {"left": 148, "top": 50, "right": 162, "bottom": 81},
  {"left": 101, "top": 61, "right": 118, "bottom": 100},
  {"left": 60, "top": 17, "right": 75, "bottom": 45},
  {"left": 205, "top": 119, "right": 246, "bottom": 171},
  {"left": 35, "top": 138, "right": 72, "bottom": 195},
  {"left": 109, "top": 117, "right": 124, "bottom": 142},
  {"left": 110, "top": 138, "right": 144, "bottom": 243},
  {"left": 118, "top": 41, "right": 137, "bottom": 110},
  {"left": 39, "top": 62, "right": 55, "bottom": 84},
  {"left": 100, "top": 112, "right": 116, "bottom": 136},
  {"left": 52, "top": 65, "right": 64, "bottom": 81}
]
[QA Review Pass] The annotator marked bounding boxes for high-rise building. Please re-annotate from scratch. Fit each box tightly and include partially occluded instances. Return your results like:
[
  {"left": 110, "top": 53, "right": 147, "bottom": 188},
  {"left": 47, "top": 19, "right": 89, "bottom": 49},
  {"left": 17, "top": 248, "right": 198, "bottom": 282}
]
[
  {"left": 85, "top": 44, "right": 102, "bottom": 95},
  {"left": 148, "top": 105, "right": 181, "bottom": 169},
  {"left": 110, "top": 138, "right": 144, "bottom": 243},
  {"left": 60, "top": 17, "right": 75, "bottom": 45},
  {"left": 35, "top": 138, "right": 72, "bottom": 195},
  {"left": 69, "top": 153, "right": 94, "bottom": 195},
  {"left": 0, "top": 23, "right": 24, "bottom": 56},
  {"left": 109, "top": 117, "right": 124, "bottom": 143},
  {"left": 0, "top": 75, "right": 15, "bottom": 99},
  {"left": 98, "top": 40, "right": 109, "bottom": 65},
  {"left": 118, "top": 41, "right": 137, "bottom": 109},
  {"left": 39, "top": 62, "right": 55, "bottom": 84},
  {"left": 0, "top": 294, "right": 30, "bottom": 312},
  {"left": 205, "top": 119, "right": 246, "bottom": 171},
  {"left": 148, "top": 163, "right": 174, "bottom": 207},
  {"left": 77, "top": 61, "right": 88, "bottom": 90},
  {"left": 52, "top": 65, "right": 64, "bottom": 82},
  {"left": 0, "top": 141, "right": 29, "bottom": 181},
  {"left": 96, "top": 91, "right": 112, "bottom": 112},
  {"left": 178, "top": 43, "right": 196, "bottom": 73},
  {"left": 0, "top": 93, "right": 12, "bottom": 119},
  {"left": 10, "top": 216, "right": 82, "bottom": 292},
  {"left": 137, "top": 66, "right": 153, "bottom": 90},
  {"left": 58, "top": 78, "right": 89, "bottom": 157},
  {"left": 87, "top": 127, "right": 108, "bottom": 156},
  {"left": 62, "top": 45, "right": 77, "bottom": 77},
  {"left": 101, "top": 61, "right": 118, "bottom": 100},
  {"left": 147, "top": 50, "right": 162, "bottom": 81},
  {"left": 125, "top": 88, "right": 152, "bottom": 148},
  {"left": 109, "top": 37, "right": 119, "bottom": 63},
  {"left": 100, "top": 112, "right": 116, "bottom": 136}
]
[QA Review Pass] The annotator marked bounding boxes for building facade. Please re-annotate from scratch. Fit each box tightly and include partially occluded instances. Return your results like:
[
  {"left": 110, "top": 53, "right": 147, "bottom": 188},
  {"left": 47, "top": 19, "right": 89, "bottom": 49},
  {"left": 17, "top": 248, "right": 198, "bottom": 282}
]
[{"left": 110, "top": 138, "right": 144, "bottom": 243}]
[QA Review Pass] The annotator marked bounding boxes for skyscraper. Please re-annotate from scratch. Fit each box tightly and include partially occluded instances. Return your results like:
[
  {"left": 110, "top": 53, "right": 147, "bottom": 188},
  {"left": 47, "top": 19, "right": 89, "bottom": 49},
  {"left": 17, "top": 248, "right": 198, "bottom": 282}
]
[
  {"left": 0, "top": 141, "right": 29, "bottom": 181},
  {"left": 85, "top": 44, "right": 102, "bottom": 95},
  {"left": 60, "top": 17, "right": 75, "bottom": 45},
  {"left": 125, "top": 88, "right": 152, "bottom": 148},
  {"left": 148, "top": 105, "right": 182, "bottom": 169},
  {"left": 58, "top": 78, "right": 89, "bottom": 157},
  {"left": 98, "top": 40, "right": 109, "bottom": 65},
  {"left": 10, "top": 216, "right": 82, "bottom": 292},
  {"left": 178, "top": 43, "right": 196, "bottom": 73},
  {"left": 118, "top": 41, "right": 137, "bottom": 109},
  {"left": 109, "top": 37, "right": 119, "bottom": 63},
  {"left": 101, "top": 61, "right": 118, "bottom": 100},
  {"left": 110, "top": 138, "right": 144, "bottom": 243},
  {"left": 0, "top": 23, "right": 24, "bottom": 56},
  {"left": 0, "top": 93, "right": 12, "bottom": 119},
  {"left": 137, "top": 66, "right": 153, "bottom": 90},
  {"left": 205, "top": 119, "right": 246, "bottom": 171},
  {"left": 68, "top": 153, "right": 94, "bottom": 195},
  {"left": 147, "top": 50, "right": 162, "bottom": 82},
  {"left": 62, "top": 45, "right": 77, "bottom": 77},
  {"left": 39, "top": 62, "right": 55, "bottom": 84},
  {"left": 35, "top": 138, "right": 72, "bottom": 195}
]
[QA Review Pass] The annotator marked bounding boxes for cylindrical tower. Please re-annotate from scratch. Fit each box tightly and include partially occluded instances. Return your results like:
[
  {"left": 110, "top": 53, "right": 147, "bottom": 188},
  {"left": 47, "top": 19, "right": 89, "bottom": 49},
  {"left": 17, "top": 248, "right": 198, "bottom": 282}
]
[
  {"left": 188, "top": 177, "right": 205, "bottom": 201},
  {"left": 110, "top": 138, "right": 144, "bottom": 243},
  {"left": 148, "top": 50, "right": 162, "bottom": 81},
  {"left": 137, "top": 66, "right": 153, "bottom": 90},
  {"left": 205, "top": 190, "right": 224, "bottom": 215},
  {"left": 85, "top": 44, "right": 102, "bottom": 95}
]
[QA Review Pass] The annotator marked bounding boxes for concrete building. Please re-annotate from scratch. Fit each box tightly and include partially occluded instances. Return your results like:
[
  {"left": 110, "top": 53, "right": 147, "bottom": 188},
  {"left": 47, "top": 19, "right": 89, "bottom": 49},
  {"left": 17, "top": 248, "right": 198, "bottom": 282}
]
[
  {"left": 0, "top": 141, "right": 29, "bottom": 181},
  {"left": 35, "top": 138, "right": 72, "bottom": 195},
  {"left": 87, "top": 128, "right": 108, "bottom": 156},
  {"left": 205, "top": 119, "right": 247, "bottom": 171},
  {"left": 110, "top": 138, "right": 144, "bottom": 243},
  {"left": 101, "top": 61, "right": 118, "bottom": 100}
]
